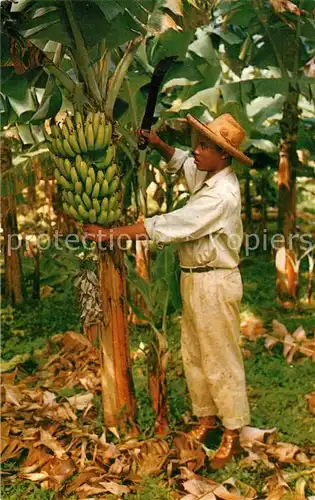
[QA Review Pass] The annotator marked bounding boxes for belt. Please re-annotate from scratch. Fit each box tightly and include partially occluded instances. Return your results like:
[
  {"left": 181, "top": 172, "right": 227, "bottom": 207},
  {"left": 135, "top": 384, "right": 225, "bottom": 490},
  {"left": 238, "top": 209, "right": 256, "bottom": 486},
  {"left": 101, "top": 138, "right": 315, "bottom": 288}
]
[{"left": 181, "top": 265, "right": 219, "bottom": 273}]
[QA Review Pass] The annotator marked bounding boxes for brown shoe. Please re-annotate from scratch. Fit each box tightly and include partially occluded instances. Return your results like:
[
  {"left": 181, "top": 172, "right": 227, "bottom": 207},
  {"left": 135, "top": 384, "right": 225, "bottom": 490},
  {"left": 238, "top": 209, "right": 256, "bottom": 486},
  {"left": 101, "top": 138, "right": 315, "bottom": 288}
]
[
  {"left": 210, "top": 429, "right": 243, "bottom": 469},
  {"left": 186, "top": 423, "right": 218, "bottom": 443}
]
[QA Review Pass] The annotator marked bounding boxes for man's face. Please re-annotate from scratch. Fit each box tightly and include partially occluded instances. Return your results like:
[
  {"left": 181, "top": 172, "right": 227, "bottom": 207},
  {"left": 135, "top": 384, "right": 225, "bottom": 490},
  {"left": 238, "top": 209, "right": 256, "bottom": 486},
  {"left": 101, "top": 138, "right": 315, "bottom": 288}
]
[{"left": 193, "top": 137, "right": 226, "bottom": 172}]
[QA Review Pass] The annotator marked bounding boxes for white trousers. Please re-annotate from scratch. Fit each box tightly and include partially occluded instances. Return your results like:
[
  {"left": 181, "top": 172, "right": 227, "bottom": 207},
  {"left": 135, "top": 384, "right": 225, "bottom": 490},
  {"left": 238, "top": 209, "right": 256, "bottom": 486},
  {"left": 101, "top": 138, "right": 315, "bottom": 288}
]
[{"left": 180, "top": 268, "right": 250, "bottom": 430}]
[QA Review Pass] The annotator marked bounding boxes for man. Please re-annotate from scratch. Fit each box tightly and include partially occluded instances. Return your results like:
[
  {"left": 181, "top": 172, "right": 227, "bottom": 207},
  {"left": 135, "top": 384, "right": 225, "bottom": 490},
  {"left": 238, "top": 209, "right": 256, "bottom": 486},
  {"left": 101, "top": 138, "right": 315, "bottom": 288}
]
[{"left": 84, "top": 113, "right": 253, "bottom": 469}]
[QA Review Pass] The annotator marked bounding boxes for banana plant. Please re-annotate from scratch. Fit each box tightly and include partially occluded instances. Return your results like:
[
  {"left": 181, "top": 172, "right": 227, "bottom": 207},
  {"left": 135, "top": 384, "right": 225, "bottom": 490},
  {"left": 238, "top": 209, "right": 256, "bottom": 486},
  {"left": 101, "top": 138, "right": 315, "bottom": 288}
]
[{"left": 0, "top": 0, "right": 205, "bottom": 429}]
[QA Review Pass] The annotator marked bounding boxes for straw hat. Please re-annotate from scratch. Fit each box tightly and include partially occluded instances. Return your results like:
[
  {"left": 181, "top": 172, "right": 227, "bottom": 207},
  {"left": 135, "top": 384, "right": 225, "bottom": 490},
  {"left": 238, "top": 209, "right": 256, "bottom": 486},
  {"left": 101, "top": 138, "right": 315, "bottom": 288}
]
[{"left": 186, "top": 113, "right": 253, "bottom": 166}]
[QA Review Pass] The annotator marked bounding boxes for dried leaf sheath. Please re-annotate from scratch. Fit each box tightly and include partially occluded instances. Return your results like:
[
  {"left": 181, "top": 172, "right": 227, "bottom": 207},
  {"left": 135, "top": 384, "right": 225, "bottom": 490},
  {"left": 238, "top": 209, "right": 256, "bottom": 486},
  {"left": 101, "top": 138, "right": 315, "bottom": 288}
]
[{"left": 98, "top": 247, "right": 136, "bottom": 427}]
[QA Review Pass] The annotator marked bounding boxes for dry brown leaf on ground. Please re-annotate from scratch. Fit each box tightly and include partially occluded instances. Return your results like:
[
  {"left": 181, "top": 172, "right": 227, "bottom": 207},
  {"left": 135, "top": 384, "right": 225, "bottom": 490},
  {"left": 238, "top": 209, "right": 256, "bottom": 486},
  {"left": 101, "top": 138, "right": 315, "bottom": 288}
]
[
  {"left": 272, "top": 320, "right": 288, "bottom": 339},
  {"left": 240, "top": 426, "right": 277, "bottom": 449},
  {"left": 222, "top": 478, "right": 256, "bottom": 499},
  {"left": 64, "top": 467, "right": 106, "bottom": 495},
  {"left": 173, "top": 433, "right": 206, "bottom": 472},
  {"left": 263, "top": 471, "right": 290, "bottom": 500},
  {"left": 34, "top": 428, "right": 66, "bottom": 458},
  {"left": 127, "top": 438, "right": 170, "bottom": 479},
  {"left": 99, "top": 480, "right": 130, "bottom": 495},
  {"left": 67, "top": 392, "right": 94, "bottom": 411},
  {"left": 180, "top": 469, "right": 243, "bottom": 500},
  {"left": 41, "top": 457, "right": 76, "bottom": 486},
  {"left": 0, "top": 437, "right": 25, "bottom": 464},
  {"left": 266, "top": 442, "right": 301, "bottom": 463},
  {"left": 240, "top": 313, "right": 266, "bottom": 340},
  {"left": 19, "top": 446, "right": 52, "bottom": 473}
]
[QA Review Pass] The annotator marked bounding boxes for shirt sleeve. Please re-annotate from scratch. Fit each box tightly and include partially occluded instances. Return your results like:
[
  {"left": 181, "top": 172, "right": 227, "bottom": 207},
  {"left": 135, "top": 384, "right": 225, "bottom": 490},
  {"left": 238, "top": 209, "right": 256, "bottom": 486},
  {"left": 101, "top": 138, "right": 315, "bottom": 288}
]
[
  {"left": 144, "top": 191, "right": 224, "bottom": 245},
  {"left": 165, "top": 148, "right": 208, "bottom": 193}
]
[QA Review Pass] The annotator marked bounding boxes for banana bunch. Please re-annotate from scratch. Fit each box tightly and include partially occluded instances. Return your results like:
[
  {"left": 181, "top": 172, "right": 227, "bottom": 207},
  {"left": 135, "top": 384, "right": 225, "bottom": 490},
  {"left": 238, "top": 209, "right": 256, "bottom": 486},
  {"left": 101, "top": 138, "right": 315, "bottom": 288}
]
[
  {"left": 49, "top": 111, "right": 121, "bottom": 226},
  {"left": 49, "top": 111, "right": 113, "bottom": 157}
]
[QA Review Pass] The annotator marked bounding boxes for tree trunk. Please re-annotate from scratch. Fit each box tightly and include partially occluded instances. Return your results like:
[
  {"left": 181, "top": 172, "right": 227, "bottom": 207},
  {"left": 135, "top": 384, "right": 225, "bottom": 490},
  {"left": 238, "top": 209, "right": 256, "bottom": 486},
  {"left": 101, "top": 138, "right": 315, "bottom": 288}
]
[
  {"left": 1, "top": 138, "right": 23, "bottom": 305},
  {"left": 276, "top": 87, "right": 299, "bottom": 305},
  {"left": 278, "top": 87, "right": 299, "bottom": 242},
  {"left": 98, "top": 246, "right": 136, "bottom": 428}
]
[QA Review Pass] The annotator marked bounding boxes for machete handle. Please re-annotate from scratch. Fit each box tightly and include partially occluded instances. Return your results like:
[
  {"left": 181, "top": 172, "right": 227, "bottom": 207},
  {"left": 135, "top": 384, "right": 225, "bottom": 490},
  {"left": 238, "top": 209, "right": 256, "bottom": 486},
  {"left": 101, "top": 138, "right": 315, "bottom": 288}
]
[{"left": 138, "top": 130, "right": 150, "bottom": 150}]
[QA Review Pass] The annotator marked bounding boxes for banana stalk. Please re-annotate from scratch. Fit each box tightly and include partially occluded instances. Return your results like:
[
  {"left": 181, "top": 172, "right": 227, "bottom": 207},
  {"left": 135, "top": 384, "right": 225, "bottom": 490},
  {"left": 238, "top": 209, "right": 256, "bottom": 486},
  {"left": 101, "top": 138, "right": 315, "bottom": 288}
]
[
  {"left": 64, "top": 0, "right": 102, "bottom": 106},
  {"left": 104, "top": 37, "right": 143, "bottom": 120}
]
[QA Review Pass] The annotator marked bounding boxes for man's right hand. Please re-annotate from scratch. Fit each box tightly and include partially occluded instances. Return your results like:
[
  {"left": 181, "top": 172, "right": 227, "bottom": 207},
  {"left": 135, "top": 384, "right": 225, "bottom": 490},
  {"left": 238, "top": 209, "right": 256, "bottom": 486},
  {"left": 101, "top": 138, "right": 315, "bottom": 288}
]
[{"left": 137, "top": 129, "right": 161, "bottom": 148}]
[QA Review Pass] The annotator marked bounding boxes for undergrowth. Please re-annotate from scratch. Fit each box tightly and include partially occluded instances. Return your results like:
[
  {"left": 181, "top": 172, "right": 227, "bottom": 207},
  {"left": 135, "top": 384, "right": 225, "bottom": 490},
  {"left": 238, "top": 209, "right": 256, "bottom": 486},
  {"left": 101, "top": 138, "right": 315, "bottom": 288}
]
[{"left": 1, "top": 251, "right": 314, "bottom": 499}]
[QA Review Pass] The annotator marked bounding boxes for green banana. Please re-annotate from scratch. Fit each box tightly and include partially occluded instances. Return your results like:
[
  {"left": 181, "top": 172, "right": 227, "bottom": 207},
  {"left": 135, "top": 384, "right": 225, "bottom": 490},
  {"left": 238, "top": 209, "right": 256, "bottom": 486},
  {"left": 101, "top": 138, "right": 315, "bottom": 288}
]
[
  {"left": 97, "top": 211, "right": 108, "bottom": 225},
  {"left": 108, "top": 210, "right": 115, "bottom": 224},
  {"left": 50, "top": 140, "right": 59, "bottom": 155},
  {"left": 70, "top": 166, "right": 79, "bottom": 184},
  {"left": 94, "top": 121, "right": 104, "bottom": 150},
  {"left": 75, "top": 112, "right": 88, "bottom": 153},
  {"left": 82, "top": 192, "right": 92, "bottom": 209},
  {"left": 77, "top": 127, "right": 88, "bottom": 153},
  {"left": 56, "top": 158, "right": 66, "bottom": 177},
  {"left": 92, "top": 198, "right": 101, "bottom": 214},
  {"left": 63, "top": 139, "right": 76, "bottom": 158},
  {"left": 51, "top": 125, "right": 61, "bottom": 139},
  {"left": 88, "top": 167, "right": 96, "bottom": 185},
  {"left": 103, "top": 144, "right": 115, "bottom": 167},
  {"left": 96, "top": 170, "right": 105, "bottom": 184},
  {"left": 74, "top": 193, "right": 82, "bottom": 207},
  {"left": 79, "top": 161, "right": 88, "bottom": 182},
  {"left": 108, "top": 177, "right": 120, "bottom": 195},
  {"left": 92, "top": 111, "right": 100, "bottom": 138},
  {"left": 105, "top": 164, "right": 117, "bottom": 184},
  {"left": 86, "top": 124, "right": 94, "bottom": 151},
  {"left": 62, "top": 202, "right": 70, "bottom": 215},
  {"left": 91, "top": 182, "right": 100, "bottom": 199},
  {"left": 64, "top": 159, "right": 72, "bottom": 178},
  {"left": 66, "top": 117, "right": 75, "bottom": 135},
  {"left": 69, "top": 205, "right": 79, "bottom": 219},
  {"left": 108, "top": 194, "right": 117, "bottom": 212},
  {"left": 100, "top": 179, "right": 109, "bottom": 197},
  {"left": 85, "top": 177, "right": 93, "bottom": 195},
  {"left": 103, "top": 122, "right": 112, "bottom": 149},
  {"left": 88, "top": 209, "right": 97, "bottom": 223},
  {"left": 115, "top": 208, "right": 122, "bottom": 220},
  {"left": 101, "top": 197, "right": 109, "bottom": 212},
  {"left": 75, "top": 155, "right": 82, "bottom": 170},
  {"left": 54, "top": 168, "right": 61, "bottom": 182},
  {"left": 85, "top": 111, "right": 93, "bottom": 131},
  {"left": 75, "top": 181, "right": 83, "bottom": 195},
  {"left": 67, "top": 191, "right": 75, "bottom": 206},
  {"left": 75, "top": 111, "right": 84, "bottom": 131},
  {"left": 78, "top": 204, "right": 89, "bottom": 221},
  {"left": 63, "top": 191, "right": 70, "bottom": 204},
  {"left": 69, "top": 133, "right": 81, "bottom": 154},
  {"left": 56, "top": 138, "right": 66, "bottom": 157},
  {"left": 59, "top": 175, "right": 73, "bottom": 191},
  {"left": 61, "top": 124, "right": 70, "bottom": 141}
]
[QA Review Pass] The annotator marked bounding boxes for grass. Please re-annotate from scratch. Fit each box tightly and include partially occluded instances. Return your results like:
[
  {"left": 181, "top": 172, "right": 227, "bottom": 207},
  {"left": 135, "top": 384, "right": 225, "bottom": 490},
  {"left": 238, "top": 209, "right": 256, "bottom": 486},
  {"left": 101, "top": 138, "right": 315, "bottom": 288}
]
[{"left": 1, "top": 250, "right": 314, "bottom": 499}]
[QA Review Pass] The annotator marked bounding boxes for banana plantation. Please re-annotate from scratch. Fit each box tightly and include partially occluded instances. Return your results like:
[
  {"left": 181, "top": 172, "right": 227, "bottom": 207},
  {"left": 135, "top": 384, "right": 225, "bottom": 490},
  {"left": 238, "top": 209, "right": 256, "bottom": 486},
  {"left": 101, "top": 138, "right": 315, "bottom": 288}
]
[{"left": 1, "top": 0, "right": 314, "bottom": 498}]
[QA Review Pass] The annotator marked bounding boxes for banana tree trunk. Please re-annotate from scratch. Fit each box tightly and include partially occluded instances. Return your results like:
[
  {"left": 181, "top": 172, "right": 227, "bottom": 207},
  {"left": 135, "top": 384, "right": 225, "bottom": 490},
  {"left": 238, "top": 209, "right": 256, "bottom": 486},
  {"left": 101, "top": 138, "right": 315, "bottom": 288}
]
[
  {"left": 278, "top": 87, "right": 299, "bottom": 242},
  {"left": 1, "top": 138, "right": 23, "bottom": 305},
  {"left": 277, "top": 87, "right": 299, "bottom": 304},
  {"left": 98, "top": 246, "right": 136, "bottom": 427}
]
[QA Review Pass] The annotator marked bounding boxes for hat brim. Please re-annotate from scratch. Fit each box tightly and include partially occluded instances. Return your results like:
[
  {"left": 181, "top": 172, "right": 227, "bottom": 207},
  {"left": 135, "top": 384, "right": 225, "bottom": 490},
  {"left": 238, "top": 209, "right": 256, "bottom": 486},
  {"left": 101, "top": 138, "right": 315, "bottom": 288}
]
[{"left": 187, "top": 114, "right": 253, "bottom": 167}]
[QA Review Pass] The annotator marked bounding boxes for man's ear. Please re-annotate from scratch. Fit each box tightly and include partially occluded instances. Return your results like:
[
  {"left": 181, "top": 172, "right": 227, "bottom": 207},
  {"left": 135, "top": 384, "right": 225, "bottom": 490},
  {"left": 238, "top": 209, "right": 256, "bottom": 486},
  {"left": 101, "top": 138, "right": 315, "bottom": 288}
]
[{"left": 221, "top": 152, "right": 230, "bottom": 160}]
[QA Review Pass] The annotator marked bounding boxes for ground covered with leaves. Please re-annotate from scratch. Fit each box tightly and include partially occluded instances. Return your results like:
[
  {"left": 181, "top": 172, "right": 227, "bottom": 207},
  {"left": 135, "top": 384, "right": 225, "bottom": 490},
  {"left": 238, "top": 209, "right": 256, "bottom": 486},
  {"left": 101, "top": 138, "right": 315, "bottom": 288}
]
[{"left": 1, "top": 254, "right": 314, "bottom": 499}]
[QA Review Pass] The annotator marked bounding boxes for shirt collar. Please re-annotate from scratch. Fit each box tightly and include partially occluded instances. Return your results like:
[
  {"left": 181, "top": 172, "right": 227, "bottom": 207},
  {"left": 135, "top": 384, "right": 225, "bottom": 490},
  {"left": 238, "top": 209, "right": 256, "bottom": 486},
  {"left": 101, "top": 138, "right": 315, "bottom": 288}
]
[{"left": 204, "top": 166, "right": 232, "bottom": 188}]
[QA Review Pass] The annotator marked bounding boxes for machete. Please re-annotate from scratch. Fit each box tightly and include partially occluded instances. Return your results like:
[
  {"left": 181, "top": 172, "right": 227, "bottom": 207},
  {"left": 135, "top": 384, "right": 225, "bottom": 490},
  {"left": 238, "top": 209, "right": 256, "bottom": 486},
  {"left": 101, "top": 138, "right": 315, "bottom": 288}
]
[{"left": 138, "top": 56, "right": 177, "bottom": 150}]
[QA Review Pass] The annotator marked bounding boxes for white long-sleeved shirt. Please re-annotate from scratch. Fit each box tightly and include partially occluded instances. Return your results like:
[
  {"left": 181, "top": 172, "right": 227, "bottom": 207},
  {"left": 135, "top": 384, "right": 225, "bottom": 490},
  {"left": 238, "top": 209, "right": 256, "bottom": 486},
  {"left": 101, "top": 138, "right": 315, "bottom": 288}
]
[{"left": 144, "top": 148, "right": 243, "bottom": 268}]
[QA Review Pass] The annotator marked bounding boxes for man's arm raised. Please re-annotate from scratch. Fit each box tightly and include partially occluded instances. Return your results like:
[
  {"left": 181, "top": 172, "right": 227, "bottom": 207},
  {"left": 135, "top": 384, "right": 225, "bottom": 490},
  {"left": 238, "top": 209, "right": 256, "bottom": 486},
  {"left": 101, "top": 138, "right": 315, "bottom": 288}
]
[{"left": 138, "top": 129, "right": 175, "bottom": 163}]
